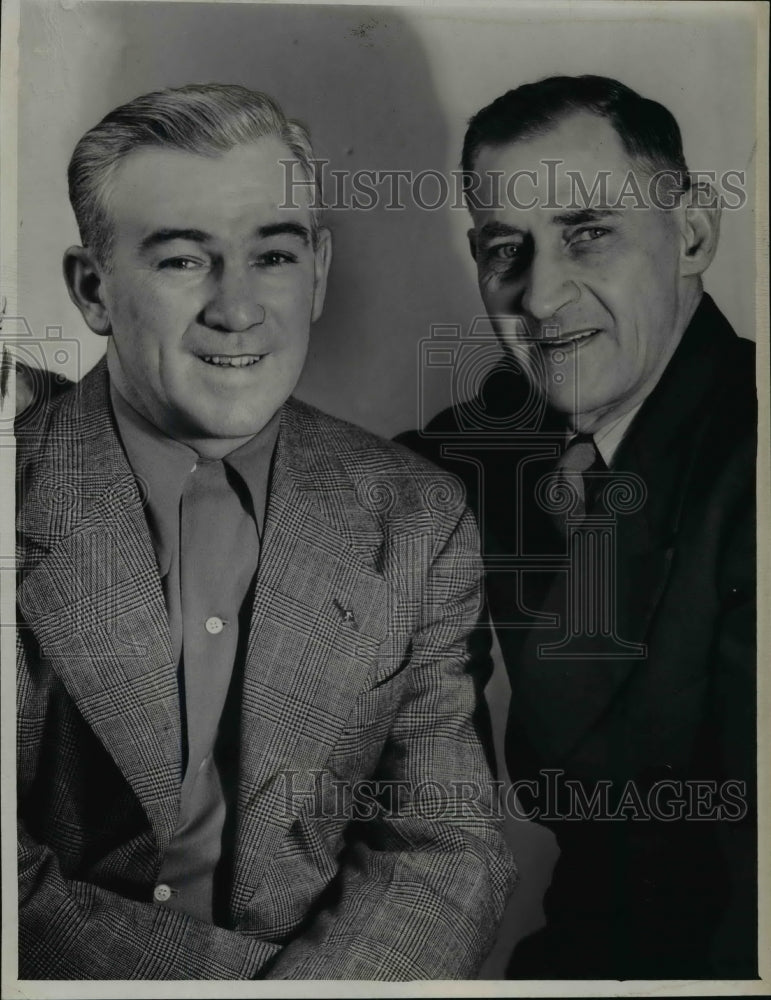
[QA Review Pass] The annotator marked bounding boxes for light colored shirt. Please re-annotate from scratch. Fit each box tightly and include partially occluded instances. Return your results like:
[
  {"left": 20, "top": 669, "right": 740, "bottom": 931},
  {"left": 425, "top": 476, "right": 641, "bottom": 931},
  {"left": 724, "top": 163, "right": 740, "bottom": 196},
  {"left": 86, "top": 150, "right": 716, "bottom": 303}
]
[
  {"left": 111, "top": 382, "right": 279, "bottom": 924},
  {"left": 588, "top": 403, "right": 643, "bottom": 467}
]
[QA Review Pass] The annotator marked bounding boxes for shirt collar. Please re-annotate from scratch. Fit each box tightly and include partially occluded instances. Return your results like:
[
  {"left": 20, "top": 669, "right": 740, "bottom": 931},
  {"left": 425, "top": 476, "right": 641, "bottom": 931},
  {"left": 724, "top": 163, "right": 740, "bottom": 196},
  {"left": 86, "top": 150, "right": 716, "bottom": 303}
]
[
  {"left": 565, "top": 403, "right": 643, "bottom": 468},
  {"left": 592, "top": 403, "right": 643, "bottom": 466},
  {"left": 110, "top": 381, "right": 281, "bottom": 577},
  {"left": 218, "top": 410, "right": 281, "bottom": 535}
]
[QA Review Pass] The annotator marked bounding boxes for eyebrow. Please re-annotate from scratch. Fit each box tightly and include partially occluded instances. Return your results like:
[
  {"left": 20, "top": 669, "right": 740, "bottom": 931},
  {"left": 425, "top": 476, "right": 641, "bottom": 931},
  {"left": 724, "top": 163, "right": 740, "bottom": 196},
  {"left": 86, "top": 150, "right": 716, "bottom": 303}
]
[
  {"left": 138, "top": 221, "right": 311, "bottom": 253},
  {"left": 258, "top": 222, "right": 310, "bottom": 245},
  {"left": 138, "top": 228, "right": 211, "bottom": 252},
  {"left": 476, "top": 221, "right": 525, "bottom": 242},
  {"left": 476, "top": 209, "right": 619, "bottom": 244},
  {"left": 550, "top": 208, "right": 618, "bottom": 226}
]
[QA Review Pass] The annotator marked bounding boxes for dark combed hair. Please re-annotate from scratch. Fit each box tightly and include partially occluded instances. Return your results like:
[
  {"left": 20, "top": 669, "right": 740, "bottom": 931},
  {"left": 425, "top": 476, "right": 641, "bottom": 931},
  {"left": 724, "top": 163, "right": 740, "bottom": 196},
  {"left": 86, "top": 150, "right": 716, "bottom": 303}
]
[{"left": 462, "top": 74, "right": 690, "bottom": 189}]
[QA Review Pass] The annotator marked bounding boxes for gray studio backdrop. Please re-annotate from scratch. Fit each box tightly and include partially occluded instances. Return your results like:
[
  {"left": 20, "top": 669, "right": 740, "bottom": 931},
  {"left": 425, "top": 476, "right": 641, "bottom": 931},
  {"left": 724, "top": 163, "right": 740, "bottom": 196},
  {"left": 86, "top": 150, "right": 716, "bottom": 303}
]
[{"left": 16, "top": 0, "right": 759, "bottom": 979}]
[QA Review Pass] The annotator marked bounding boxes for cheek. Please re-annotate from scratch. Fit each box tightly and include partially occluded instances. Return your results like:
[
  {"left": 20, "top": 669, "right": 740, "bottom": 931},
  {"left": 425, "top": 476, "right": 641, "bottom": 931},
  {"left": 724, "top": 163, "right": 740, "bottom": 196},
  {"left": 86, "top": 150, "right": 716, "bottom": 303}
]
[
  {"left": 597, "top": 252, "right": 675, "bottom": 321},
  {"left": 274, "top": 287, "right": 315, "bottom": 339},
  {"left": 478, "top": 272, "right": 505, "bottom": 308},
  {"left": 287, "top": 280, "right": 316, "bottom": 318},
  {"left": 111, "top": 305, "right": 177, "bottom": 383},
  {"left": 106, "top": 279, "right": 154, "bottom": 335},
  {"left": 637, "top": 222, "right": 681, "bottom": 289}
]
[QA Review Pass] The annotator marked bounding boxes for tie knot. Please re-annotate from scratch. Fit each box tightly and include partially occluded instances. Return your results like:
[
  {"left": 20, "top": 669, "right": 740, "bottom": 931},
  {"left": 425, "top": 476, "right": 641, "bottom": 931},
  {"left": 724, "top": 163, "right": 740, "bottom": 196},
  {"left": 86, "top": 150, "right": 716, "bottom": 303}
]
[{"left": 557, "top": 433, "right": 601, "bottom": 476}]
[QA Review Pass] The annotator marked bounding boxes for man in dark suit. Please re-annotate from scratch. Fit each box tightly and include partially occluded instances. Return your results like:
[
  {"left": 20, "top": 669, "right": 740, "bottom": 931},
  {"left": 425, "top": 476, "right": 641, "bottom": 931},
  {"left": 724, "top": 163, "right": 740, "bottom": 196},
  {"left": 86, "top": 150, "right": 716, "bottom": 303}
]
[
  {"left": 14, "top": 83, "right": 515, "bottom": 980},
  {"left": 402, "top": 75, "right": 757, "bottom": 978}
]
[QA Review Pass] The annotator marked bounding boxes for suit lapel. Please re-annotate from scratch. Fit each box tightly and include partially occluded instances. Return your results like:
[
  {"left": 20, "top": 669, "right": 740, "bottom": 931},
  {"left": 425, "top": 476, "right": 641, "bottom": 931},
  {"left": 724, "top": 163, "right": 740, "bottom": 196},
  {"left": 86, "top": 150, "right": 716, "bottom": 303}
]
[
  {"left": 17, "top": 362, "right": 182, "bottom": 851},
  {"left": 229, "top": 401, "right": 390, "bottom": 917},
  {"left": 508, "top": 295, "right": 736, "bottom": 762}
]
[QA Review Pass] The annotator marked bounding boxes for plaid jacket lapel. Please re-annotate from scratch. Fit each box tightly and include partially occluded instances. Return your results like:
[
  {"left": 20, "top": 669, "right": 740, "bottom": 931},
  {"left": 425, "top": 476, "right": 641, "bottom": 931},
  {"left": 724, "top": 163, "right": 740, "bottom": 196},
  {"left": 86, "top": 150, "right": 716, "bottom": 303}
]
[
  {"left": 17, "top": 361, "right": 182, "bottom": 852},
  {"left": 228, "top": 399, "right": 391, "bottom": 919}
]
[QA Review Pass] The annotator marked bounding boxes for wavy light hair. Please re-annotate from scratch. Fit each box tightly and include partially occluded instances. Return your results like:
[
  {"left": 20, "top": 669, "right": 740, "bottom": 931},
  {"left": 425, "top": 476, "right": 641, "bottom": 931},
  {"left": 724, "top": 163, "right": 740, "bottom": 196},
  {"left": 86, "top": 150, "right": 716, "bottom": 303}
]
[{"left": 68, "top": 83, "right": 322, "bottom": 266}]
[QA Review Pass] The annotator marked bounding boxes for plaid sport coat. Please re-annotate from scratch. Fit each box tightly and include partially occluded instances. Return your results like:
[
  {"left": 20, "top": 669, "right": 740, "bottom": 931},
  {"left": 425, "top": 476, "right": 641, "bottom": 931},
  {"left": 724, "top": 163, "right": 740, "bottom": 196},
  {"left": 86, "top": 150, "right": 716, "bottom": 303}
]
[{"left": 16, "top": 360, "right": 515, "bottom": 980}]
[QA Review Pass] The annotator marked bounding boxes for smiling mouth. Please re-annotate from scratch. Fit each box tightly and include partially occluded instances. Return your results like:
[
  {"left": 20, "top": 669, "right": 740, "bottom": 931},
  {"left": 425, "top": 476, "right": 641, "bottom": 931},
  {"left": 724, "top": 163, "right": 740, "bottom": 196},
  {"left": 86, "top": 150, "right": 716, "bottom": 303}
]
[
  {"left": 199, "top": 354, "right": 265, "bottom": 368},
  {"left": 546, "top": 329, "right": 600, "bottom": 350}
]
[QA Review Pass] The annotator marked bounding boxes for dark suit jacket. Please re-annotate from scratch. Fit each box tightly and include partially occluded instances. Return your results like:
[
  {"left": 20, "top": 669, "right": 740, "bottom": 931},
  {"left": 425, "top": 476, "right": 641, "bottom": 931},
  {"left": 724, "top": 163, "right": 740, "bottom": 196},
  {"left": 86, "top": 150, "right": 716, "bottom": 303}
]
[
  {"left": 399, "top": 294, "right": 757, "bottom": 977},
  {"left": 16, "top": 360, "right": 516, "bottom": 980}
]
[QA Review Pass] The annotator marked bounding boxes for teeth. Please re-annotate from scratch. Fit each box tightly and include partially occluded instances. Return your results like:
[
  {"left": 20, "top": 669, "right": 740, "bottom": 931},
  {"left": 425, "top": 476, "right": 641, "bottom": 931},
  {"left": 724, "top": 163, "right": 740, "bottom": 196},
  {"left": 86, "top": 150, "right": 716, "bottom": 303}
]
[
  {"left": 551, "top": 330, "right": 597, "bottom": 347},
  {"left": 201, "top": 355, "right": 263, "bottom": 367}
]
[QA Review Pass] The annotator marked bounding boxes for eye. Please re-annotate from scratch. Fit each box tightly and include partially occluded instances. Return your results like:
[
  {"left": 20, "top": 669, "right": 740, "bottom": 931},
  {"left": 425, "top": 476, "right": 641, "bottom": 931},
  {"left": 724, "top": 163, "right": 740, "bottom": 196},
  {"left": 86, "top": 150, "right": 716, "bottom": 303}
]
[
  {"left": 254, "top": 250, "right": 299, "bottom": 268},
  {"left": 490, "top": 243, "right": 522, "bottom": 260},
  {"left": 158, "top": 256, "right": 205, "bottom": 271},
  {"left": 571, "top": 226, "right": 610, "bottom": 244}
]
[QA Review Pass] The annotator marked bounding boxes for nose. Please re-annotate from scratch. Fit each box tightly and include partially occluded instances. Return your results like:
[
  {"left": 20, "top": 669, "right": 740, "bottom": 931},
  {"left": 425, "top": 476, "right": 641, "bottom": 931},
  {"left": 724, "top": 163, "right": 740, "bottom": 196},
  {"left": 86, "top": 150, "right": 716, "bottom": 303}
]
[
  {"left": 201, "top": 264, "right": 265, "bottom": 332},
  {"left": 520, "top": 247, "right": 579, "bottom": 322}
]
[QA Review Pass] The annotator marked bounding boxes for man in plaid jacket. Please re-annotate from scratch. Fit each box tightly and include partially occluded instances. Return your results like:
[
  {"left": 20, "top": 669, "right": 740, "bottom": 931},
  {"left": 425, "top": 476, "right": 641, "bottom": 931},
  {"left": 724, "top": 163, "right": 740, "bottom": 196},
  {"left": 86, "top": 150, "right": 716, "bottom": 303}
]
[{"left": 15, "top": 84, "right": 515, "bottom": 980}]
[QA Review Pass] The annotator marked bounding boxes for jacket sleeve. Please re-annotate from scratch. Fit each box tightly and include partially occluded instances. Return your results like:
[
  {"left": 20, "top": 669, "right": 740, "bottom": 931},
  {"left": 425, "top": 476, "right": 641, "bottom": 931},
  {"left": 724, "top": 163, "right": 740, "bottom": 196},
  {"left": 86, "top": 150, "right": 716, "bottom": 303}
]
[
  {"left": 264, "top": 504, "right": 517, "bottom": 980},
  {"left": 17, "top": 823, "right": 280, "bottom": 979}
]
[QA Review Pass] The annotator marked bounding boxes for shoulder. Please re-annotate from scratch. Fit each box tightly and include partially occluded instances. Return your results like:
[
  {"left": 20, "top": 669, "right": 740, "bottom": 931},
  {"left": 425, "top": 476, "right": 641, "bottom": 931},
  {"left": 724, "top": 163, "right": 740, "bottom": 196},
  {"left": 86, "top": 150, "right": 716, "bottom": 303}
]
[
  {"left": 15, "top": 374, "right": 80, "bottom": 474},
  {"left": 284, "top": 396, "right": 462, "bottom": 478},
  {"left": 665, "top": 316, "right": 756, "bottom": 556},
  {"left": 630, "top": 298, "right": 756, "bottom": 461},
  {"left": 282, "top": 397, "right": 473, "bottom": 539},
  {"left": 16, "top": 362, "right": 112, "bottom": 464},
  {"left": 693, "top": 295, "right": 755, "bottom": 409},
  {"left": 694, "top": 311, "right": 756, "bottom": 462},
  {"left": 16, "top": 362, "right": 121, "bottom": 542}
]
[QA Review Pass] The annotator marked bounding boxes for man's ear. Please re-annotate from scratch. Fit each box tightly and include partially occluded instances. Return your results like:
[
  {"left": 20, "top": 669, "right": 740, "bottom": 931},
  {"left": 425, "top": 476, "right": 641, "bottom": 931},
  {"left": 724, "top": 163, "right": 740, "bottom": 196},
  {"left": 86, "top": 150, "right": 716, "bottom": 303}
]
[
  {"left": 467, "top": 228, "right": 478, "bottom": 262},
  {"left": 679, "top": 181, "right": 721, "bottom": 277},
  {"left": 62, "top": 246, "right": 112, "bottom": 335},
  {"left": 310, "top": 226, "right": 332, "bottom": 323}
]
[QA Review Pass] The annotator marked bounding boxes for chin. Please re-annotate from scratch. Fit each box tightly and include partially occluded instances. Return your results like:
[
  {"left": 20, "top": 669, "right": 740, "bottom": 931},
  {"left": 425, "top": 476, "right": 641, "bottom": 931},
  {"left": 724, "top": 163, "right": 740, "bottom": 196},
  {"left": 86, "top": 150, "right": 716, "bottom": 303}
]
[
  {"left": 207, "top": 420, "right": 271, "bottom": 441},
  {"left": 545, "top": 389, "right": 580, "bottom": 415},
  {"left": 203, "top": 397, "right": 270, "bottom": 427}
]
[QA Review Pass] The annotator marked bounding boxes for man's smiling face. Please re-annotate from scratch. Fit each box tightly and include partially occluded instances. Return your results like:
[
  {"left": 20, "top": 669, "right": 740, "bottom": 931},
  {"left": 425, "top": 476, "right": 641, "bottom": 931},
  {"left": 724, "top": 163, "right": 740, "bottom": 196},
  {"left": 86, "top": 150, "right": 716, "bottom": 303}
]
[
  {"left": 93, "top": 137, "right": 330, "bottom": 451},
  {"left": 468, "top": 112, "right": 700, "bottom": 432}
]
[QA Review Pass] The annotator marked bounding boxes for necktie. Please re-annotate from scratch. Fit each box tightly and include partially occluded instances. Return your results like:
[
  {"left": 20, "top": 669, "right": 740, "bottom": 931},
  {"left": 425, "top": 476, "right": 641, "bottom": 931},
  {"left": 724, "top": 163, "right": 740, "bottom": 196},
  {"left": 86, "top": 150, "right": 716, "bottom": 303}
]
[{"left": 551, "top": 433, "right": 606, "bottom": 534}]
